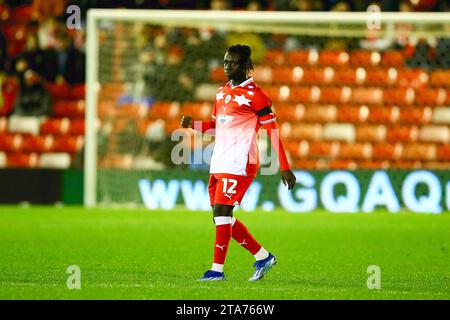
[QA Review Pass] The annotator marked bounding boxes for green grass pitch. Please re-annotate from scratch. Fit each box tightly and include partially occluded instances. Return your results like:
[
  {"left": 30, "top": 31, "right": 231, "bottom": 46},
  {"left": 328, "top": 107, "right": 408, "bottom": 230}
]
[{"left": 0, "top": 206, "right": 449, "bottom": 300}]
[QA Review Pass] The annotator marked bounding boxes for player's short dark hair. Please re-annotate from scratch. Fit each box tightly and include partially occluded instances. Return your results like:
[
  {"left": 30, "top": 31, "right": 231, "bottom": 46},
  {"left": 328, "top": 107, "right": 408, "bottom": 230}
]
[{"left": 227, "top": 44, "right": 254, "bottom": 72}]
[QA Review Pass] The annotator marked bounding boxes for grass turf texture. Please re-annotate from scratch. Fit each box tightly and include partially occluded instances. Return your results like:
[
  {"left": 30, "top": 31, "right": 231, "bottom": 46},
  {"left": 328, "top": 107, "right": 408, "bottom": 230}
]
[{"left": 0, "top": 206, "right": 449, "bottom": 300}]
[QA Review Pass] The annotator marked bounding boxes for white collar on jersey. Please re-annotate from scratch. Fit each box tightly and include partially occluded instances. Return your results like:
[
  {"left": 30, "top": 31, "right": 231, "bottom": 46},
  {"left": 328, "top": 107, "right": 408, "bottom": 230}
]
[{"left": 228, "top": 77, "right": 254, "bottom": 89}]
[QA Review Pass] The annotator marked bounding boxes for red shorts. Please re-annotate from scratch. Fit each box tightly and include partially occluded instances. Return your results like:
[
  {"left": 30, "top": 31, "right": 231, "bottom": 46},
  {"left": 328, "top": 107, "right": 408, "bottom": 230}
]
[{"left": 208, "top": 173, "right": 254, "bottom": 206}]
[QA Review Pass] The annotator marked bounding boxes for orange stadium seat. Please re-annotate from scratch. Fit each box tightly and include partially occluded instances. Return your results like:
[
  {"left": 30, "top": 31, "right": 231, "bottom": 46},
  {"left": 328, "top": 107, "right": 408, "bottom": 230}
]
[
  {"left": 287, "top": 50, "right": 313, "bottom": 66},
  {"left": 430, "top": 70, "right": 450, "bottom": 86},
  {"left": 290, "top": 123, "right": 323, "bottom": 140},
  {"left": 264, "top": 49, "right": 286, "bottom": 66},
  {"left": 293, "top": 158, "right": 327, "bottom": 170},
  {"left": 364, "top": 68, "right": 397, "bottom": 86},
  {"left": 390, "top": 161, "right": 422, "bottom": 169},
  {"left": 368, "top": 106, "right": 399, "bottom": 123},
  {"left": 148, "top": 102, "right": 181, "bottom": 120},
  {"left": 383, "top": 88, "right": 415, "bottom": 105},
  {"left": 40, "top": 118, "right": 71, "bottom": 135},
  {"left": 308, "top": 141, "right": 340, "bottom": 158},
  {"left": 414, "top": 88, "right": 446, "bottom": 105},
  {"left": 338, "top": 143, "right": 372, "bottom": 159},
  {"left": 396, "top": 69, "right": 429, "bottom": 88},
  {"left": 182, "top": 102, "right": 213, "bottom": 121},
  {"left": 380, "top": 51, "right": 405, "bottom": 66},
  {"left": 401, "top": 143, "right": 436, "bottom": 161},
  {"left": 0, "top": 117, "right": 7, "bottom": 133},
  {"left": 319, "top": 87, "right": 350, "bottom": 104},
  {"left": 302, "top": 105, "right": 337, "bottom": 123},
  {"left": 349, "top": 51, "right": 381, "bottom": 67},
  {"left": 350, "top": 88, "right": 383, "bottom": 105},
  {"left": 422, "top": 161, "right": 450, "bottom": 170},
  {"left": 318, "top": 50, "right": 349, "bottom": 67},
  {"left": 333, "top": 68, "right": 363, "bottom": 86},
  {"left": 301, "top": 67, "right": 334, "bottom": 85},
  {"left": 398, "top": 107, "right": 432, "bottom": 125},
  {"left": 290, "top": 86, "right": 318, "bottom": 103},
  {"left": 337, "top": 105, "right": 369, "bottom": 123},
  {"left": 22, "top": 135, "right": 54, "bottom": 153},
  {"left": 372, "top": 143, "right": 402, "bottom": 160},
  {"left": 358, "top": 160, "right": 390, "bottom": 169},
  {"left": 273, "top": 103, "right": 296, "bottom": 121},
  {"left": 355, "top": 124, "right": 386, "bottom": 142},
  {"left": 419, "top": 125, "right": 450, "bottom": 144},
  {"left": 387, "top": 125, "right": 419, "bottom": 142},
  {"left": 252, "top": 66, "right": 273, "bottom": 83},
  {"left": 329, "top": 160, "right": 357, "bottom": 170}
]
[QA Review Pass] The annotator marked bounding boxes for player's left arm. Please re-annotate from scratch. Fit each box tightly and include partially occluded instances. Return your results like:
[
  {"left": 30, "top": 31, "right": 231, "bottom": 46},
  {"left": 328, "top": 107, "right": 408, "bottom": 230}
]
[{"left": 252, "top": 90, "right": 296, "bottom": 190}]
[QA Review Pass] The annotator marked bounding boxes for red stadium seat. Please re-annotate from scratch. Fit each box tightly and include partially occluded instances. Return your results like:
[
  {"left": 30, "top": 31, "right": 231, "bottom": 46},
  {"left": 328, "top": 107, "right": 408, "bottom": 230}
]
[
  {"left": 333, "top": 68, "right": 364, "bottom": 86},
  {"left": 301, "top": 67, "right": 334, "bottom": 85},
  {"left": 287, "top": 50, "right": 315, "bottom": 66},
  {"left": 70, "top": 84, "right": 86, "bottom": 99},
  {"left": 6, "top": 152, "right": 39, "bottom": 168},
  {"left": 148, "top": 102, "right": 180, "bottom": 120},
  {"left": 10, "top": 5, "right": 33, "bottom": 21},
  {"left": 53, "top": 100, "right": 85, "bottom": 118},
  {"left": 22, "top": 135, "right": 55, "bottom": 152},
  {"left": 319, "top": 87, "right": 350, "bottom": 104},
  {"left": 69, "top": 119, "right": 85, "bottom": 135},
  {"left": 387, "top": 125, "right": 419, "bottom": 142},
  {"left": 40, "top": 118, "right": 71, "bottom": 135},
  {"left": 357, "top": 160, "right": 390, "bottom": 169},
  {"left": 0, "top": 117, "right": 7, "bottom": 133},
  {"left": 45, "top": 82, "right": 70, "bottom": 99},
  {"left": 0, "top": 133, "right": 22, "bottom": 151},
  {"left": 290, "top": 86, "right": 319, "bottom": 103},
  {"left": 53, "top": 136, "right": 84, "bottom": 154},
  {"left": 437, "top": 145, "right": 450, "bottom": 161},
  {"left": 396, "top": 69, "right": 429, "bottom": 88},
  {"left": 272, "top": 67, "right": 295, "bottom": 84},
  {"left": 329, "top": 160, "right": 357, "bottom": 170},
  {"left": 182, "top": 102, "right": 213, "bottom": 121},
  {"left": 290, "top": 123, "right": 323, "bottom": 141}
]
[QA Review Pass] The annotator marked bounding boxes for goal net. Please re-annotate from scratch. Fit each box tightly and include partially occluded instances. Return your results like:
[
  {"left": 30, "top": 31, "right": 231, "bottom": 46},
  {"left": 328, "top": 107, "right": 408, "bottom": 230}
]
[{"left": 85, "top": 9, "right": 450, "bottom": 208}]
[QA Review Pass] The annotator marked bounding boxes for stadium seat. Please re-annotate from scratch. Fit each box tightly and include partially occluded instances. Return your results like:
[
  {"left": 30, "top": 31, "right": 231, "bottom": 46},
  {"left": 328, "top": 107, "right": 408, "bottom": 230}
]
[
  {"left": 264, "top": 49, "right": 286, "bottom": 66},
  {"left": 355, "top": 124, "right": 386, "bottom": 142},
  {"left": 69, "top": 119, "right": 85, "bottom": 135},
  {"left": 7, "top": 116, "right": 40, "bottom": 135},
  {"left": 432, "top": 107, "right": 450, "bottom": 124},
  {"left": 387, "top": 125, "right": 419, "bottom": 142},
  {"left": 414, "top": 88, "right": 446, "bottom": 105},
  {"left": 398, "top": 107, "right": 432, "bottom": 125},
  {"left": 0, "top": 134, "right": 23, "bottom": 152},
  {"left": 287, "top": 50, "right": 315, "bottom": 66},
  {"left": 7, "top": 152, "right": 39, "bottom": 168},
  {"left": 319, "top": 87, "right": 350, "bottom": 104},
  {"left": 368, "top": 106, "right": 399, "bottom": 123},
  {"left": 290, "top": 86, "right": 320, "bottom": 103},
  {"left": 22, "top": 135, "right": 55, "bottom": 153},
  {"left": 390, "top": 161, "right": 422, "bottom": 169},
  {"left": 349, "top": 51, "right": 381, "bottom": 67},
  {"left": 45, "top": 82, "right": 70, "bottom": 99},
  {"left": 70, "top": 84, "right": 86, "bottom": 99},
  {"left": 381, "top": 51, "right": 405, "bottom": 66},
  {"left": 273, "top": 103, "right": 296, "bottom": 121},
  {"left": 338, "top": 142, "right": 372, "bottom": 159},
  {"left": 419, "top": 125, "right": 450, "bottom": 143},
  {"left": 272, "top": 67, "right": 296, "bottom": 84},
  {"left": 40, "top": 118, "right": 71, "bottom": 135},
  {"left": 302, "top": 105, "right": 337, "bottom": 123},
  {"left": 301, "top": 67, "right": 334, "bottom": 85},
  {"left": 290, "top": 123, "right": 323, "bottom": 140},
  {"left": 401, "top": 143, "right": 437, "bottom": 161},
  {"left": 0, "top": 117, "right": 7, "bottom": 133},
  {"left": 10, "top": 5, "right": 33, "bottom": 21},
  {"left": 333, "top": 68, "right": 363, "bottom": 86},
  {"left": 308, "top": 141, "right": 340, "bottom": 158},
  {"left": 396, "top": 69, "right": 429, "bottom": 88},
  {"left": 252, "top": 66, "right": 273, "bottom": 83},
  {"left": 53, "top": 136, "right": 84, "bottom": 153},
  {"left": 383, "top": 88, "right": 415, "bottom": 105},
  {"left": 350, "top": 88, "right": 383, "bottom": 105},
  {"left": 148, "top": 102, "right": 180, "bottom": 120},
  {"left": 437, "top": 145, "right": 450, "bottom": 161},
  {"left": 372, "top": 143, "right": 402, "bottom": 160},
  {"left": 293, "top": 158, "right": 327, "bottom": 170},
  {"left": 53, "top": 100, "right": 85, "bottom": 118},
  {"left": 182, "top": 102, "right": 213, "bottom": 120},
  {"left": 430, "top": 69, "right": 450, "bottom": 86},
  {"left": 323, "top": 123, "right": 355, "bottom": 142},
  {"left": 337, "top": 105, "right": 369, "bottom": 123},
  {"left": 318, "top": 50, "right": 349, "bottom": 67},
  {"left": 98, "top": 99, "right": 117, "bottom": 118},
  {"left": 329, "top": 159, "right": 357, "bottom": 170},
  {"left": 357, "top": 160, "right": 390, "bottom": 169},
  {"left": 364, "top": 68, "right": 397, "bottom": 86},
  {"left": 0, "top": 77, "right": 19, "bottom": 116},
  {"left": 422, "top": 161, "right": 450, "bottom": 169},
  {"left": 39, "top": 153, "right": 71, "bottom": 169}
]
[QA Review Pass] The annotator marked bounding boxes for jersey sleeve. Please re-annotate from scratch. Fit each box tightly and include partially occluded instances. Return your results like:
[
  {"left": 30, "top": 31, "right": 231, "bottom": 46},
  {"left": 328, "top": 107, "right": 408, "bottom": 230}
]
[{"left": 250, "top": 88, "right": 276, "bottom": 125}]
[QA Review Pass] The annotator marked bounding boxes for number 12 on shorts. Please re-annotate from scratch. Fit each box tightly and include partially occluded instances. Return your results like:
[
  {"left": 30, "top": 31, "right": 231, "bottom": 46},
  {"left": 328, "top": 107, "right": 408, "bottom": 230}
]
[{"left": 222, "top": 178, "right": 237, "bottom": 194}]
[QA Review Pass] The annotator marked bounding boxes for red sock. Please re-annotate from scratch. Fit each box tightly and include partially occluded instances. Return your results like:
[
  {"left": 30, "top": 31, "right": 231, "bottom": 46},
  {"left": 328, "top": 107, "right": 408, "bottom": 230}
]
[
  {"left": 213, "top": 217, "right": 232, "bottom": 265},
  {"left": 232, "top": 218, "right": 262, "bottom": 255}
]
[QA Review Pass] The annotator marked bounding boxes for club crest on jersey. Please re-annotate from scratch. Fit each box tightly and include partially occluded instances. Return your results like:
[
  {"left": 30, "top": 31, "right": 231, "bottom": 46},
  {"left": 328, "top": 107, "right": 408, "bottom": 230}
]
[
  {"left": 225, "top": 95, "right": 232, "bottom": 104},
  {"left": 218, "top": 114, "right": 234, "bottom": 125}
]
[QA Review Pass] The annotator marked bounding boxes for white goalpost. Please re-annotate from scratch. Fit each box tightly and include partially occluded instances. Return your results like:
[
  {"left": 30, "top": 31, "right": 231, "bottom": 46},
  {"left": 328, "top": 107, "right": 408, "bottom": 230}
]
[{"left": 84, "top": 9, "right": 450, "bottom": 208}]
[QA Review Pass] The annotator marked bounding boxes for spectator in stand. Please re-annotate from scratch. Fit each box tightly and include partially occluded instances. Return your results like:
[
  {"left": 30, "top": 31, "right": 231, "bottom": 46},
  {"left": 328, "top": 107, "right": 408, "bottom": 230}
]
[
  {"left": 13, "top": 69, "right": 51, "bottom": 116},
  {"left": 31, "top": 0, "right": 67, "bottom": 22},
  {"left": 44, "top": 28, "right": 85, "bottom": 84},
  {"left": 12, "top": 33, "right": 46, "bottom": 84},
  {"left": 0, "top": 29, "right": 6, "bottom": 72}
]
